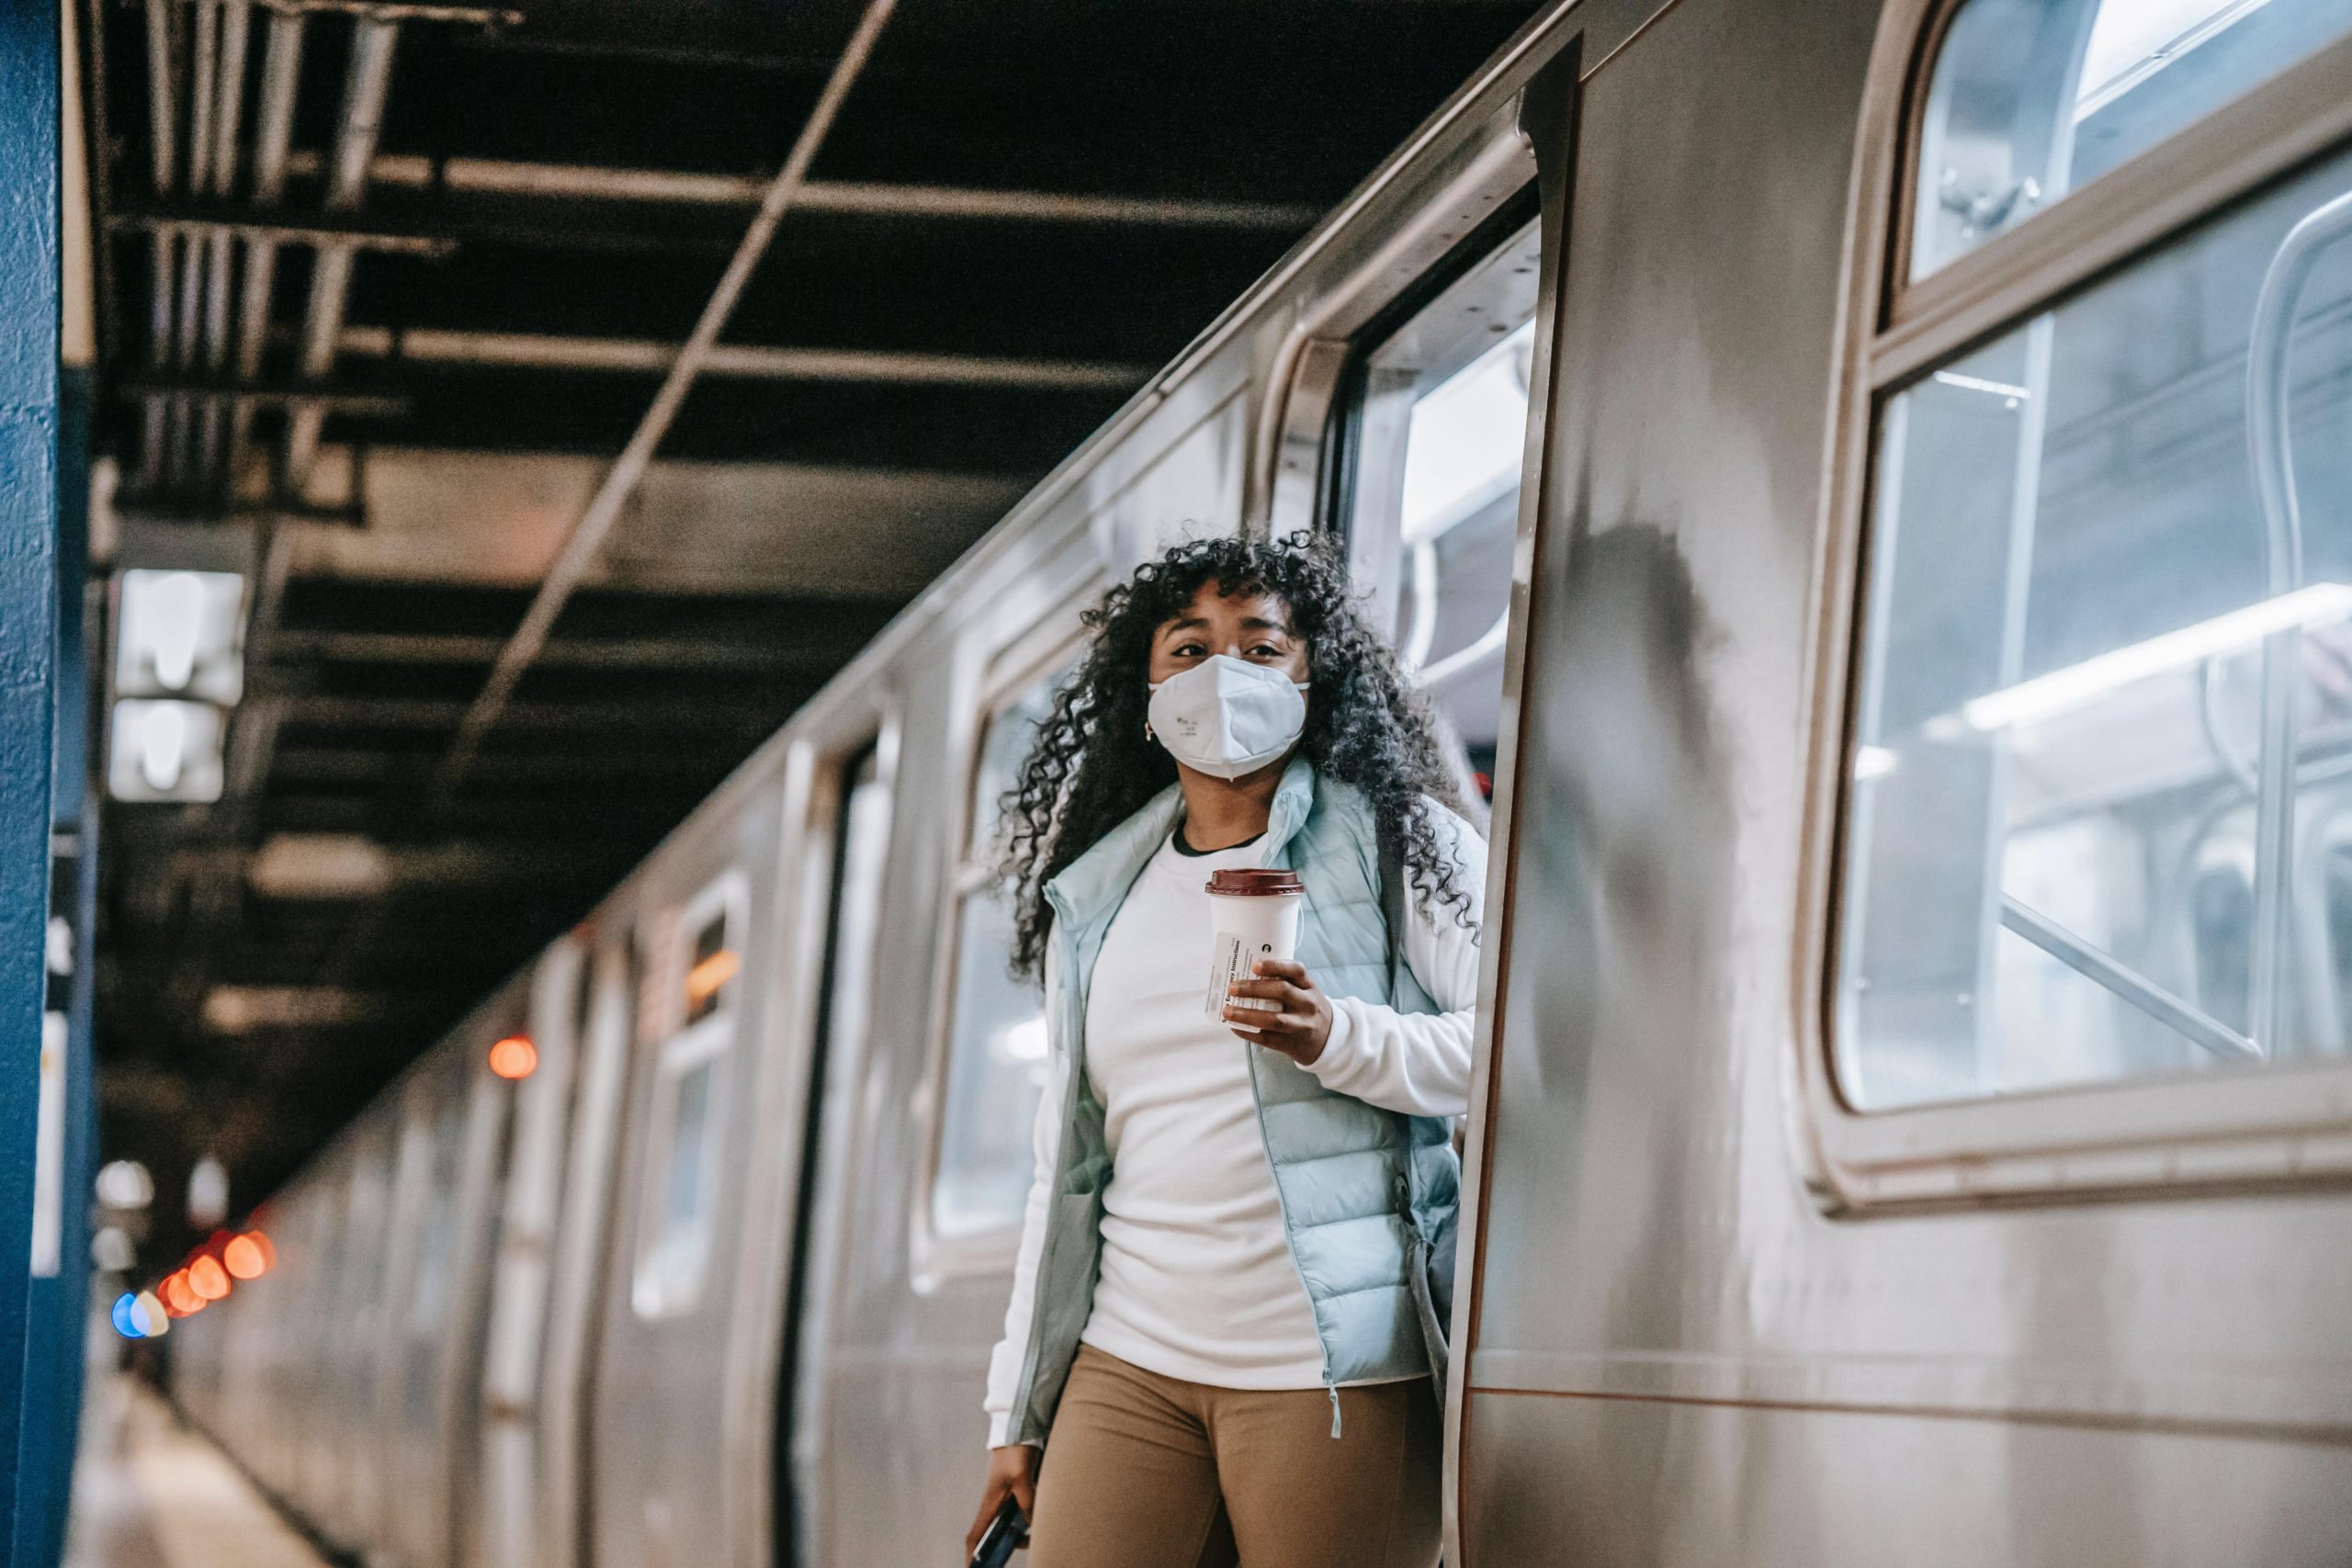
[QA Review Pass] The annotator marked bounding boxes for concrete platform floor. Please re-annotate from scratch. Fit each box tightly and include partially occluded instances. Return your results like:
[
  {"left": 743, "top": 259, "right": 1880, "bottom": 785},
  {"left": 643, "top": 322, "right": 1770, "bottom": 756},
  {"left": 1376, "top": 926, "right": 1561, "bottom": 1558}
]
[{"left": 63, "top": 1373, "right": 330, "bottom": 1568}]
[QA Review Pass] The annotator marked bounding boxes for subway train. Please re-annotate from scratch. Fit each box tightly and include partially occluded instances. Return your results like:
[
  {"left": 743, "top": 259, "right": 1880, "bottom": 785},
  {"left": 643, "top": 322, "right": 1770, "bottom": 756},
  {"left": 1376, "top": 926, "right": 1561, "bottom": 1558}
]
[{"left": 167, "top": 0, "right": 2352, "bottom": 1562}]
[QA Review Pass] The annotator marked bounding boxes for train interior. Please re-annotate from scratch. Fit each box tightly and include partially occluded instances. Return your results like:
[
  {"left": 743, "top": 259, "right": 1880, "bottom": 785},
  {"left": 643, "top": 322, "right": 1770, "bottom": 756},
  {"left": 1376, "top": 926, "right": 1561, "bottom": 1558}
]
[{"left": 1842, "top": 0, "right": 2352, "bottom": 1106}]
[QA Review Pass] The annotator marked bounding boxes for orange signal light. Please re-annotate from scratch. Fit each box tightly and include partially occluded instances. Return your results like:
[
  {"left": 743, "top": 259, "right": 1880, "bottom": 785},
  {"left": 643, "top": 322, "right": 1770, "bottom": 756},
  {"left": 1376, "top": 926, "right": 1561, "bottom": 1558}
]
[
  {"left": 684, "top": 949, "right": 741, "bottom": 1003},
  {"left": 223, "top": 1234, "right": 269, "bottom": 1280},
  {"left": 489, "top": 1035, "right": 538, "bottom": 1080},
  {"left": 187, "top": 1255, "right": 231, "bottom": 1300},
  {"left": 162, "top": 1272, "right": 199, "bottom": 1315},
  {"left": 249, "top": 1229, "right": 277, "bottom": 1269}
]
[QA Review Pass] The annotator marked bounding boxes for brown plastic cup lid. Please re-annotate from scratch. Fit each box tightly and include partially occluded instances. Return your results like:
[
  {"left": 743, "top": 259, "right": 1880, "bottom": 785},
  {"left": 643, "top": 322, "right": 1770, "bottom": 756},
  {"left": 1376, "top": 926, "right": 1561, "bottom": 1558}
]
[{"left": 1205, "top": 868, "right": 1303, "bottom": 897}]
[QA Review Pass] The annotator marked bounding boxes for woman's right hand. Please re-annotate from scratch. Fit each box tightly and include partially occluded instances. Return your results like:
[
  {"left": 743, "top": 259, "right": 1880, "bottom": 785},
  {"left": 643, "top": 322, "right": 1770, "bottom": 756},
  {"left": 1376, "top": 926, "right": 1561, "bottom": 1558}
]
[{"left": 965, "top": 1444, "right": 1038, "bottom": 1561}]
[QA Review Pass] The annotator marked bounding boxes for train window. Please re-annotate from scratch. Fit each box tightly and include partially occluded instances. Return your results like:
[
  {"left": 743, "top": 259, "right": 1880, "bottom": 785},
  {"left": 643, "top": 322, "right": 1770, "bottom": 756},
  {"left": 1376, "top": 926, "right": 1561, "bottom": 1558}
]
[
  {"left": 631, "top": 870, "right": 747, "bottom": 1317},
  {"left": 683, "top": 903, "right": 740, "bottom": 1027},
  {"left": 1837, "top": 26, "right": 2352, "bottom": 1110},
  {"left": 1910, "top": 0, "right": 2352, "bottom": 280},
  {"left": 821, "top": 749, "right": 890, "bottom": 1128},
  {"left": 1346, "top": 217, "right": 1541, "bottom": 803},
  {"left": 930, "top": 668, "right": 1068, "bottom": 1252},
  {"left": 634, "top": 1042, "right": 725, "bottom": 1318},
  {"left": 347, "top": 1142, "right": 391, "bottom": 1319},
  {"left": 573, "top": 942, "right": 597, "bottom": 1057},
  {"left": 408, "top": 1093, "right": 467, "bottom": 1333}
]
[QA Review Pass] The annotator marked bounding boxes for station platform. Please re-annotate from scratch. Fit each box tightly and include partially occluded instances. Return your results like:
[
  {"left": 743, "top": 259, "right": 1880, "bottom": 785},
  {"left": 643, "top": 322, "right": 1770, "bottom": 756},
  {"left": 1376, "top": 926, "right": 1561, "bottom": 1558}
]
[{"left": 64, "top": 1374, "right": 329, "bottom": 1568}]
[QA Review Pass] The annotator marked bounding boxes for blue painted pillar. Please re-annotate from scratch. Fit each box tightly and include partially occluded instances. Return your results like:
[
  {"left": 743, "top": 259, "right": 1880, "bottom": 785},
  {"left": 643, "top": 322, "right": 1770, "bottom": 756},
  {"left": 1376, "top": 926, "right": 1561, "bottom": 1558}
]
[
  {"left": 0, "top": 2, "right": 62, "bottom": 1563},
  {"left": 16, "top": 361, "right": 89, "bottom": 1568}
]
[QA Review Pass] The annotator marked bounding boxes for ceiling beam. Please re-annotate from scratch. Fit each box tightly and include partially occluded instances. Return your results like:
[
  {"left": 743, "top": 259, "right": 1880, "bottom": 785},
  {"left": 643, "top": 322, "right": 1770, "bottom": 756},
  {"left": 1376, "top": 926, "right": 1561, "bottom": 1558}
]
[
  {"left": 282, "top": 13, "right": 400, "bottom": 496},
  {"left": 280, "top": 149, "right": 1323, "bottom": 230}
]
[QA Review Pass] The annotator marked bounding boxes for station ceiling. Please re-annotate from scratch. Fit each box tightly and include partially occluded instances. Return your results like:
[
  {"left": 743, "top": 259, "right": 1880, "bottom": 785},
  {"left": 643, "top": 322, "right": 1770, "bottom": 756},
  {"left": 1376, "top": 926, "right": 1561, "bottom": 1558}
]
[{"left": 84, "top": 0, "right": 1541, "bottom": 1250}]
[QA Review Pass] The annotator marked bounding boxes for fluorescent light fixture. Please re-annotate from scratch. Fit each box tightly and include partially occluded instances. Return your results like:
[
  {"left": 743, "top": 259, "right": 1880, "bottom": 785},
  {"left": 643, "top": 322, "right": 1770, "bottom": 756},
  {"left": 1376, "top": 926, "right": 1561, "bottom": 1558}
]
[
  {"left": 2077, "top": 0, "right": 2273, "bottom": 120},
  {"left": 246, "top": 834, "right": 395, "bottom": 899},
  {"left": 1930, "top": 370, "right": 2030, "bottom": 402},
  {"left": 1854, "top": 744, "right": 1899, "bottom": 781},
  {"left": 107, "top": 699, "right": 225, "bottom": 803},
  {"left": 139, "top": 702, "right": 187, "bottom": 790},
  {"left": 95, "top": 1159, "right": 154, "bottom": 1210},
  {"left": 995, "top": 1015, "right": 1049, "bottom": 1063},
  {"left": 91, "top": 1226, "right": 135, "bottom": 1273},
  {"left": 1962, "top": 581, "right": 2352, "bottom": 735},
  {"left": 116, "top": 569, "right": 246, "bottom": 704},
  {"left": 199, "top": 986, "right": 383, "bottom": 1034}
]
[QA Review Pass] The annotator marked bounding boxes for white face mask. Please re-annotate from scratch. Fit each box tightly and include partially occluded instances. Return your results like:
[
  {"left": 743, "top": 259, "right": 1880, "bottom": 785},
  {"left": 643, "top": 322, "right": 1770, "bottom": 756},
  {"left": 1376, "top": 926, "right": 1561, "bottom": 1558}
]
[{"left": 1147, "top": 654, "right": 1309, "bottom": 780}]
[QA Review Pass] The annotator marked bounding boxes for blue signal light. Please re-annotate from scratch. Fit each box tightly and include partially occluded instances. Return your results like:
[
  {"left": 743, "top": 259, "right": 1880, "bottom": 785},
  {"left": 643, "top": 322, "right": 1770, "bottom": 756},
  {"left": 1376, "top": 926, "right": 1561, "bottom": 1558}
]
[{"left": 111, "top": 1292, "right": 145, "bottom": 1339}]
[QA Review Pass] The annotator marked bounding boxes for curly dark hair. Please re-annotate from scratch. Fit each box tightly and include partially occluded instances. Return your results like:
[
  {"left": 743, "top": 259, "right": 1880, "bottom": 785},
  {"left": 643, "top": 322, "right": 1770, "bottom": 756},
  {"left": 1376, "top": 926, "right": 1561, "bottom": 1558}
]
[{"left": 999, "top": 531, "right": 1476, "bottom": 979}]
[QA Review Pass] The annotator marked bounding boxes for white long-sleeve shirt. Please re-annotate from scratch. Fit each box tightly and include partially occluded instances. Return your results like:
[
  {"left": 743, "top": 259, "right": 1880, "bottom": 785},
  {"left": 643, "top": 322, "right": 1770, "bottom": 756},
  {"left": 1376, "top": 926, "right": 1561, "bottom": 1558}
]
[{"left": 983, "top": 803, "right": 1487, "bottom": 1447}]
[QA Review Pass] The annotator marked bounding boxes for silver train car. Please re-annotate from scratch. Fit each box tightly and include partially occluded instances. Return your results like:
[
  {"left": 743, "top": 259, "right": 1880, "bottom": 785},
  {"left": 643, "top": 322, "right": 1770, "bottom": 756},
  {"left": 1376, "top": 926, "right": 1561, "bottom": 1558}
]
[{"left": 170, "top": 0, "right": 2352, "bottom": 1562}]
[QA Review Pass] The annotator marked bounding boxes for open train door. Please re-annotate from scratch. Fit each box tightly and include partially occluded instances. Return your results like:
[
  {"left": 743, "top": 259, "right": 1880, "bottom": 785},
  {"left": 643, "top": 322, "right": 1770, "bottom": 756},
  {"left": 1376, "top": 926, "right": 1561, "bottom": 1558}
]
[{"left": 1431, "top": 38, "right": 1576, "bottom": 1568}]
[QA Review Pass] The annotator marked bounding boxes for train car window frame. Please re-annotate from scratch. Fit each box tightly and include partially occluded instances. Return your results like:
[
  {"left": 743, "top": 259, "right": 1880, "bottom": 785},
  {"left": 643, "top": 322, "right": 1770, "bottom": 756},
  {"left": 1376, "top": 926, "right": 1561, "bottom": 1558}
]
[
  {"left": 911, "top": 620, "right": 1091, "bottom": 1292},
  {"left": 1799, "top": 0, "right": 2352, "bottom": 1210},
  {"left": 629, "top": 867, "right": 749, "bottom": 1318}
]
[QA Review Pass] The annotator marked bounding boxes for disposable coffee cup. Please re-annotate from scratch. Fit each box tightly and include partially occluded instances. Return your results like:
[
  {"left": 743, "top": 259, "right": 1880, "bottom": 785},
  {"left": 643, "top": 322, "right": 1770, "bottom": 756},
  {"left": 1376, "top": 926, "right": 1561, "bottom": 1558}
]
[{"left": 1204, "top": 868, "right": 1305, "bottom": 1024}]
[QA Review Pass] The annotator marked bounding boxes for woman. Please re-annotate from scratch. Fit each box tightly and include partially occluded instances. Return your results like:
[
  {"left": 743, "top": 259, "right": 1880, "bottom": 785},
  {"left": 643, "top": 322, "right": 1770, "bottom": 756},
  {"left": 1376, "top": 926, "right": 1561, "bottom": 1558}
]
[{"left": 964, "top": 532, "right": 1486, "bottom": 1568}]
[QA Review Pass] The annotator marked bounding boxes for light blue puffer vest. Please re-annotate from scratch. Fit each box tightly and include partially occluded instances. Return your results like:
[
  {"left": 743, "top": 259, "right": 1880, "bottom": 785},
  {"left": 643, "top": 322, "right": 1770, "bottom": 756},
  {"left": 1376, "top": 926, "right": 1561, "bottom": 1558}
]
[{"left": 1003, "top": 758, "right": 1460, "bottom": 1445}]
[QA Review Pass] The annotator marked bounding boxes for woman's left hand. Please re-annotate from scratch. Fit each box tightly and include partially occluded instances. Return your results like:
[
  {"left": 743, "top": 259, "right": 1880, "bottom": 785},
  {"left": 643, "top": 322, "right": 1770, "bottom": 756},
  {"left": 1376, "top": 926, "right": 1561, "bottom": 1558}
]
[{"left": 1224, "top": 958, "right": 1333, "bottom": 1065}]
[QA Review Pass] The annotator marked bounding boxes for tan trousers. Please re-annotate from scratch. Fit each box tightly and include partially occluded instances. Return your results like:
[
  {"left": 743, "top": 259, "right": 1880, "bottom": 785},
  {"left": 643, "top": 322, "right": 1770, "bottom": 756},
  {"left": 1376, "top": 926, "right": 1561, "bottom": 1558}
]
[{"left": 1026, "top": 1346, "right": 1442, "bottom": 1568}]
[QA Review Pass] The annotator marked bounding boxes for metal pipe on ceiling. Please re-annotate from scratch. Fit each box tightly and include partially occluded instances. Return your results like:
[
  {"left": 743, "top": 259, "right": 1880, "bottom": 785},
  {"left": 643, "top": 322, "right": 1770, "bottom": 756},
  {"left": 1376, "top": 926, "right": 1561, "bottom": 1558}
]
[
  {"left": 216, "top": 12, "right": 315, "bottom": 846},
  {"left": 187, "top": 2, "right": 219, "bottom": 201},
  {"left": 271, "top": 628, "right": 842, "bottom": 671},
  {"left": 288, "top": 150, "right": 1323, "bottom": 230},
  {"left": 333, "top": 325, "right": 1150, "bottom": 391},
  {"left": 197, "top": 2, "right": 251, "bottom": 481},
  {"left": 140, "top": 231, "right": 172, "bottom": 484},
  {"left": 171, "top": 273, "right": 205, "bottom": 492},
  {"left": 300, "top": 694, "right": 785, "bottom": 730},
  {"left": 145, "top": 0, "right": 178, "bottom": 193},
  {"left": 324, "top": 26, "right": 395, "bottom": 208},
  {"left": 248, "top": 17, "right": 302, "bottom": 224},
  {"left": 116, "top": 211, "right": 452, "bottom": 254},
  {"left": 431, "top": 0, "right": 901, "bottom": 807},
  {"left": 198, "top": 227, "right": 233, "bottom": 475},
  {"left": 175, "top": 0, "right": 221, "bottom": 485},
  {"left": 172, "top": 228, "right": 203, "bottom": 373},
  {"left": 220, "top": 532, "right": 294, "bottom": 818},
  {"left": 283, "top": 16, "right": 397, "bottom": 500},
  {"left": 801, "top": 180, "right": 1323, "bottom": 230},
  {"left": 209, "top": 0, "right": 251, "bottom": 193},
  {"left": 243, "top": 0, "right": 517, "bottom": 19},
  {"left": 84, "top": 0, "right": 125, "bottom": 371},
  {"left": 228, "top": 7, "right": 305, "bottom": 497},
  {"left": 141, "top": 0, "right": 180, "bottom": 489}
]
